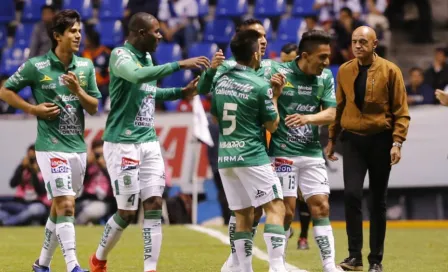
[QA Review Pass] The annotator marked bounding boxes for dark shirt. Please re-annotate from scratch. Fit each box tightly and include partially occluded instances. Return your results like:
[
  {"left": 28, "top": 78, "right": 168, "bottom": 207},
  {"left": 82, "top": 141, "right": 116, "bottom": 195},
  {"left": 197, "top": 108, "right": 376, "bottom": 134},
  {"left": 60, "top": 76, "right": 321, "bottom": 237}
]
[
  {"left": 354, "top": 64, "right": 371, "bottom": 110},
  {"left": 405, "top": 83, "right": 435, "bottom": 105}
]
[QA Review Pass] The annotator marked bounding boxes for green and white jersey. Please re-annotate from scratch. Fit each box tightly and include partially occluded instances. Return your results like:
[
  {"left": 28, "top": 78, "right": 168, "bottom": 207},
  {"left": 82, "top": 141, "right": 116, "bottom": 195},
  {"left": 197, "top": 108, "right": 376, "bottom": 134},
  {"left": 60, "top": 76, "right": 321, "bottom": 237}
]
[
  {"left": 268, "top": 61, "right": 336, "bottom": 158},
  {"left": 103, "top": 42, "right": 184, "bottom": 143},
  {"left": 4, "top": 50, "right": 101, "bottom": 153},
  {"left": 211, "top": 64, "right": 278, "bottom": 168}
]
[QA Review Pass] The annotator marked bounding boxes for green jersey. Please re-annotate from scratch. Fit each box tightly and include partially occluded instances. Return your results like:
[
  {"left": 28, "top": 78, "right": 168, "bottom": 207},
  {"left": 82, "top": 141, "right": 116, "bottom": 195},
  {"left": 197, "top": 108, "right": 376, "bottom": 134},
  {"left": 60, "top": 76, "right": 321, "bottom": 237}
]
[
  {"left": 103, "top": 42, "right": 184, "bottom": 143},
  {"left": 4, "top": 50, "right": 101, "bottom": 153},
  {"left": 211, "top": 64, "right": 278, "bottom": 168},
  {"left": 268, "top": 61, "right": 336, "bottom": 158}
]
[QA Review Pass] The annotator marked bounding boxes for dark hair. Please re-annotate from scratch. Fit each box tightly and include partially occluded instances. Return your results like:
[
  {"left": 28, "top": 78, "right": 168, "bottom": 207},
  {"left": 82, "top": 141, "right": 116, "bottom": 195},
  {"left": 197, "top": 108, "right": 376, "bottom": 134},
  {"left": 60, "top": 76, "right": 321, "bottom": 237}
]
[
  {"left": 304, "top": 14, "right": 318, "bottom": 22},
  {"left": 230, "top": 29, "right": 261, "bottom": 64},
  {"left": 340, "top": 7, "right": 353, "bottom": 17},
  {"left": 91, "top": 139, "right": 104, "bottom": 150},
  {"left": 298, "top": 30, "right": 332, "bottom": 55},
  {"left": 48, "top": 9, "right": 81, "bottom": 49},
  {"left": 236, "top": 18, "right": 263, "bottom": 33},
  {"left": 86, "top": 29, "right": 100, "bottom": 47},
  {"left": 409, "top": 67, "right": 423, "bottom": 74},
  {"left": 281, "top": 43, "right": 298, "bottom": 54},
  {"left": 28, "top": 144, "right": 35, "bottom": 151},
  {"left": 435, "top": 47, "right": 447, "bottom": 56},
  {"left": 41, "top": 4, "right": 55, "bottom": 13}
]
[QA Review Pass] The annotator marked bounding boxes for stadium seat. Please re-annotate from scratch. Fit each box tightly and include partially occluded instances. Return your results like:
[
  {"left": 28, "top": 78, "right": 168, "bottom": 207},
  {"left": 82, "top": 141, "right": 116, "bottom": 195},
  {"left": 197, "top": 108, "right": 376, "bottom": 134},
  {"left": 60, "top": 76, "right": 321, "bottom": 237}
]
[
  {"left": 203, "top": 19, "right": 235, "bottom": 44},
  {"left": 225, "top": 45, "right": 232, "bottom": 58},
  {"left": 188, "top": 42, "right": 219, "bottom": 61},
  {"left": 277, "top": 18, "right": 302, "bottom": 43},
  {"left": 266, "top": 40, "right": 284, "bottom": 60},
  {"left": 18, "top": 86, "right": 33, "bottom": 101},
  {"left": 0, "top": 0, "right": 15, "bottom": 23},
  {"left": 164, "top": 100, "right": 181, "bottom": 112},
  {"left": 197, "top": 0, "right": 209, "bottom": 17},
  {"left": 95, "top": 20, "right": 123, "bottom": 47},
  {"left": 329, "top": 65, "right": 339, "bottom": 89},
  {"left": 0, "top": 24, "right": 7, "bottom": 49},
  {"left": 22, "top": 0, "right": 47, "bottom": 22},
  {"left": 99, "top": 0, "right": 127, "bottom": 20},
  {"left": 263, "top": 18, "right": 273, "bottom": 41},
  {"left": 254, "top": 0, "right": 286, "bottom": 18},
  {"left": 63, "top": 0, "right": 93, "bottom": 19},
  {"left": 155, "top": 43, "right": 182, "bottom": 65},
  {"left": 292, "top": 0, "right": 317, "bottom": 17},
  {"left": 161, "top": 70, "right": 194, "bottom": 88},
  {"left": 216, "top": 0, "right": 248, "bottom": 18},
  {"left": 13, "top": 23, "right": 34, "bottom": 49},
  {"left": 0, "top": 47, "right": 29, "bottom": 76}
]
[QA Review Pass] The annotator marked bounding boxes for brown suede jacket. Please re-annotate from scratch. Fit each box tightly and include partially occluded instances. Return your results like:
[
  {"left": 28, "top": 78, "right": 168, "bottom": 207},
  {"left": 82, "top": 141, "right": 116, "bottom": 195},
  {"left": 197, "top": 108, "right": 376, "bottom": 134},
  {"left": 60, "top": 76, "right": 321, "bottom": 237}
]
[{"left": 329, "top": 54, "right": 410, "bottom": 143}]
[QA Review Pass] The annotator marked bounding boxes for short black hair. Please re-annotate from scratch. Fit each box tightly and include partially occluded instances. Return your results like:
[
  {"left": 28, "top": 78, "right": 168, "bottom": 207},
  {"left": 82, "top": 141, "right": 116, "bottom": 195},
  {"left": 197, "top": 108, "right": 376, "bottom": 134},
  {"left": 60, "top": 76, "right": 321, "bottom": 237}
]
[
  {"left": 230, "top": 29, "right": 261, "bottom": 64},
  {"left": 236, "top": 18, "right": 263, "bottom": 33},
  {"left": 281, "top": 43, "right": 298, "bottom": 54},
  {"left": 435, "top": 47, "right": 447, "bottom": 56},
  {"left": 91, "top": 139, "right": 104, "bottom": 150},
  {"left": 41, "top": 4, "right": 55, "bottom": 13},
  {"left": 298, "top": 30, "right": 332, "bottom": 55},
  {"left": 340, "top": 7, "right": 353, "bottom": 17},
  {"left": 28, "top": 144, "right": 35, "bottom": 151},
  {"left": 409, "top": 67, "right": 423, "bottom": 74},
  {"left": 48, "top": 9, "right": 81, "bottom": 49},
  {"left": 86, "top": 29, "right": 100, "bottom": 47}
]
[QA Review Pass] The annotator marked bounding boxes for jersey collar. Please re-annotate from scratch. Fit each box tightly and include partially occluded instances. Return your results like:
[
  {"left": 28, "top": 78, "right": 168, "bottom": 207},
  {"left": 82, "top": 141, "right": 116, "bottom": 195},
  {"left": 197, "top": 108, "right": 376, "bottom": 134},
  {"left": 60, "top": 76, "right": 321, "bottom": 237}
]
[
  {"left": 47, "top": 50, "right": 77, "bottom": 70},
  {"left": 124, "top": 41, "right": 144, "bottom": 58},
  {"left": 233, "top": 63, "right": 256, "bottom": 74}
]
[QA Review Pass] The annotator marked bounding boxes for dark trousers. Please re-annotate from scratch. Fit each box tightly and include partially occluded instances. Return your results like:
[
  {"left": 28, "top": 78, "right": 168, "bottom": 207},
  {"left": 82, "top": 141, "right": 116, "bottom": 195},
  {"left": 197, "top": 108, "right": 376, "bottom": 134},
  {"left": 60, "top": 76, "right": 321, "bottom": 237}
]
[{"left": 342, "top": 130, "right": 393, "bottom": 265}]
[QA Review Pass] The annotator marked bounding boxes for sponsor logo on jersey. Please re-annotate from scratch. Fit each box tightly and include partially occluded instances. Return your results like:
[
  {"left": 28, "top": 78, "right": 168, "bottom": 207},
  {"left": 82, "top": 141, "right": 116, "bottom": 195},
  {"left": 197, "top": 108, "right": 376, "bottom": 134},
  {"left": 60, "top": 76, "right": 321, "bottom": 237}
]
[
  {"left": 17, "top": 63, "right": 25, "bottom": 72},
  {"left": 56, "top": 94, "right": 79, "bottom": 102},
  {"left": 219, "top": 141, "right": 246, "bottom": 148},
  {"left": 40, "top": 75, "right": 53, "bottom": 82},
  {"left": 35, "top": 60, "right": 50, "bottom": 70},
  {"left": 58, "top": 75, "right": 65, "bottom": 86},
  {"left": 216, "top": 75, "right": 254, "bottom": 93},
  {"left": 297, "top": 85, "right": 312, "bottom": 95},
  {"left": 121, "top": 157, "right": 140, "bottom": 170},
  {"left": 42, "top": 83, "right": 57, "bottom": 90},
  {"left": 59, "top": 104, "right": 82, "bottom": 135},
  {"left": 50, "top": 158, "right": 69, "bottom": 173},
  {"left": 140, "top": 84, "right": 157, "bottom": 93},
  {"left": 277, "top": 67, "right": 293, "bottom": 75},
  {"left": 283, "top": 90, "right": 295, "bottom": 96},
  {"left": 76, "top": 61, "right": 89, "bottom": 67},
  {"left": 267, "top": 88, "right": 273, "bottom": 99},
  {"left": 284, "top": 81, "right": 294, "bottom": 88},
  {"left": 296, "top": 104, "right": 316, "bottom": 112},
  {"left": 274, "top": 158, "right": 293, "bottom": 172},
  {"left": 287, "top": 124, "right": 314, "bottom": 144},
  {"left": 10, "top": 72, "right": 23, "bottom": 84},
  {"left": 218, "top": 155, "right": 244, "bottom": 163}
]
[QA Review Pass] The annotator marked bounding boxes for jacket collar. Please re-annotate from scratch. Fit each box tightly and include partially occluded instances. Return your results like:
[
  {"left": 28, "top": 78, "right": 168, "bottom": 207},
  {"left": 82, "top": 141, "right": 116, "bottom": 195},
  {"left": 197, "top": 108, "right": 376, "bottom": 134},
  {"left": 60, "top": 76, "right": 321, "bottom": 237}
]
[{"left": 352, "top": 53, "right": 380, "bottom": 73}]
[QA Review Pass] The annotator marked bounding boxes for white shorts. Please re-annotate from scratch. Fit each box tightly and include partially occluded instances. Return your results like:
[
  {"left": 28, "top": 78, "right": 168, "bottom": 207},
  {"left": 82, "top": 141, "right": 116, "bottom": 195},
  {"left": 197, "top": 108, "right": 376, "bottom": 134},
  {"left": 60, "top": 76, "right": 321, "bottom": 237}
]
[
  {"left": 219, "top": 164, "right": 283, "bottom": 211},
  {"left": 271, "top": 156, "right": 330, "bottom": 200},
  {"left": 36, "top": 151, "right": 87, "bottom": 200},
  {"left": 104, "top": 141, "right": 166, "bottom": 210}
]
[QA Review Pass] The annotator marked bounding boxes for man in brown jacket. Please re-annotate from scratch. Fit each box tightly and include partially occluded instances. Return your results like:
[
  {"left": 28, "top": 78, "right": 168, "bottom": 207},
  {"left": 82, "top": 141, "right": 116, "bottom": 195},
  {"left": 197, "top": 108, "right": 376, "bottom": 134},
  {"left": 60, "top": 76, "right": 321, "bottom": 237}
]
[{"left": 326, "top": 26, "right": 410, "bottom": 272}]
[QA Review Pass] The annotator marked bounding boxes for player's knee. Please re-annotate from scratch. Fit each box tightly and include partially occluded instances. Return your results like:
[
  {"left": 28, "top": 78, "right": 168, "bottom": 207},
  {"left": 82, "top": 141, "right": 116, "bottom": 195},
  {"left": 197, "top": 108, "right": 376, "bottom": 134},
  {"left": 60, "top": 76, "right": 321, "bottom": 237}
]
[
  {"left": 143, "top": 196, "right": 163, "bottom": 210},
  {"left": 53, "top": 197, "right": 75, "bottom": 216},
  {"left": 254, "top": 206, "right": 263, "bottom": 222},
  {"left": 284, "top": 204, "right": 295, "bottom": 224},
  {"left": 309, "top": 199, "right": 330, "bottom": 218},
  {"left": 264, "top": 198, "right": 285, "bottom": 218},
  {"left": 117, "top": 209, "right": 137, "bottom": 224}
]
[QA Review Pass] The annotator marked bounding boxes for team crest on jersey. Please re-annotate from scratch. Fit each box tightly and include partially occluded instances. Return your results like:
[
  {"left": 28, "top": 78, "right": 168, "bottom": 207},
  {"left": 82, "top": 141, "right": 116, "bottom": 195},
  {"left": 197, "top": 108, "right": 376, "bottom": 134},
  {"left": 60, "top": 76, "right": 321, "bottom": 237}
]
[
  {"left": 78, "top": 71, "right": 87, "bottom": 87},
  {"left": 134, "top": 94, "right": 155, "bottom": 127},
  {"left": 121, "top": 157, "right": 140, "bottom": 170},
  {"left": 59, "top": 104, "right": 82, "bottom": 135},
  {"left": 50, "top": 158, "right": 69, "bottom": 173}
]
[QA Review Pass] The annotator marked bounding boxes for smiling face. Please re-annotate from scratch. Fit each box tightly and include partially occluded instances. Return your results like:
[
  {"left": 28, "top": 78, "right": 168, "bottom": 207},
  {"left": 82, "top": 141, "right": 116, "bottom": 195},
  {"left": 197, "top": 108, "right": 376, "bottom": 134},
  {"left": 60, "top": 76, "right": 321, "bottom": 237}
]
[
  {"left": 55, "top": 21, "right": 82, "bottom": 53},
  {"left": 302, "top": 44, "right": 331, "bottom": 75}
]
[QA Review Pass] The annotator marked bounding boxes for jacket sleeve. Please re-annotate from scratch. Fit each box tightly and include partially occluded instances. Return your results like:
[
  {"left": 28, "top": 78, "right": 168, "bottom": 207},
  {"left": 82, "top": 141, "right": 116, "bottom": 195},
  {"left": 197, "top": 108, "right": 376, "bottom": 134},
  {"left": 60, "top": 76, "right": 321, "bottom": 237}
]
[
  {"left": 328, "top": 70, "right": 346, "bottom": 140},
  {"left": 389, "top": 64, "right": 410, "bottom": 143}
]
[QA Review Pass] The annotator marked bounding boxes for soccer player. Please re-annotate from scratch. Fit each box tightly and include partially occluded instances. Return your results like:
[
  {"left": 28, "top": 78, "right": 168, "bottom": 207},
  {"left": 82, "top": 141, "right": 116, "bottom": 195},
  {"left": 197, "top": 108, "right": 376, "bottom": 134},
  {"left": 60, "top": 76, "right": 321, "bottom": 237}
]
[
  {"left": 269, "top": 30, "right": 342, "bottom": 272},
  {"left": 211, "top": 28, "right": 287, "bottom": 272},
  {"left": 0, "top": 10, "right": 101, "bottom": 272},
  {"left": 88, "top": 12, "right": 210, "bottom": 272}
]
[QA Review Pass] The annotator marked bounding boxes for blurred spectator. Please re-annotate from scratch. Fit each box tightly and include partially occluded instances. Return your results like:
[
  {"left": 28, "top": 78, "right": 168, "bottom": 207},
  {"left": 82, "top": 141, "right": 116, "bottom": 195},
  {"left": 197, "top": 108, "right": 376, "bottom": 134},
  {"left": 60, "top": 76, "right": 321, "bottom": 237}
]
[
  {"left": 280, "top": 43, "right": 298, "bottom": 63},
  {"left": 365, "top": 0, "right": 391, "bottom": 57},
  {"left": 0, "top": 144, "right": 49, "bottom": 226},
  {"left": 0, "top": 75, "right": 16, "bottom": 114},
  {"left": 314, "top": 0, "right": 362, "bottom": 22},
  {"left": 82, "top": 29, "right": 111, "bottom": 107},
  {"left": 406, "top": 67, "right": 435, "bottom": 105},
  {"left": 298, "top": 15, "right": 324, "bottom": 43},
  {"left": 424, "top": 48, "right": 448, "bottom": 91},
  {"left": 333, "top": 7, "right": 364, "bottom": 62},
  {"left": 75, "top": 139, "right": 114, "bottom": 225},
  {"left": 176, "top": 95, "right": 211, "bottom": 112},
  {"left": 123, "top": 0, "right": 160, "bottom": 37},
  {"left": 29, "top": 5, "right": 55, "bottom": 58},
  {"left": 158, "top": 0, "right": 199, "bottom": 55}
]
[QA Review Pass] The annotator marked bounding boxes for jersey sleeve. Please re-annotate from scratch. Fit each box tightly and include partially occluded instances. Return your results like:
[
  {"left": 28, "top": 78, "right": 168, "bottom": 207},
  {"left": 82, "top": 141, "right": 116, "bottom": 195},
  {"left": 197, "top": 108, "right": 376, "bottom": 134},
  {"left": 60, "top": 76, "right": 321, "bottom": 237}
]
[
  {"left": 258, "top": 85, "right": 278, "bottom": 123},
  {"left": 3, "top": 61, "right": 35, "bottom": 92},
  {"left": 155, "top": 87, "right": 183, "bottom": 101},
  {"left": 85, "top": 60, "right": 102, "bottom": 99},
  {"left": 197, "top": 61, "right": 233, "bottom": 94},
  {"left": 110, "top": 48, "right": 180, "bottom": 84},
  {"left": 321, "top": 72, "right": 336, "bottom": 108},
  {"left": 210, "top": 92, "right": 218, "bottom": 118}
]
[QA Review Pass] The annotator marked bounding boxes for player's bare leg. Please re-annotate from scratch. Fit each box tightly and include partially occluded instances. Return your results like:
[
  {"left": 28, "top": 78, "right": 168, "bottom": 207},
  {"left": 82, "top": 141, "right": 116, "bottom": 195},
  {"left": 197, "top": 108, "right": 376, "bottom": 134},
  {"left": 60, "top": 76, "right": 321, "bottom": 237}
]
[{"left": 283, "top": 197, "right": 297, "bottom": 259}]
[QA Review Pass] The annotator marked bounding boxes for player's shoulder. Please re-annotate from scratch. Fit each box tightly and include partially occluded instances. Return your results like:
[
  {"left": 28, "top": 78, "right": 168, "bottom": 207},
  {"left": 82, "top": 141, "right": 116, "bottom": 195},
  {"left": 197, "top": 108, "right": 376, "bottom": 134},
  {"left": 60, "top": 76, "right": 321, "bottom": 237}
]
[
  {"left": 74, "top": 56, "right": 93, "bottom": 68},
  {"left": 26, "top": 54, "right": 50, "bottom": 70},
  {"left": 318, "top": 68, "right": 333, "bottom": 80},
  {"left": 111, "top": 46, "right": 133, "bottom": 58},
  {"left": 275, "top": 61, "right": 294, "bottom": 75},
  {"left": 222, "top": 59, "right": 237, "bottom": 68}
]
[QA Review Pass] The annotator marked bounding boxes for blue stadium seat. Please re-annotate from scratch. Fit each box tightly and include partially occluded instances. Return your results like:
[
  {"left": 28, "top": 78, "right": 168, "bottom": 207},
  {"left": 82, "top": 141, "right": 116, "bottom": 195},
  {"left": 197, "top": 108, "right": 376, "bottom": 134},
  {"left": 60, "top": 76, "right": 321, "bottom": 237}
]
[
  {"left": 164, "top": 100, "right": 181, "bottom": 112},
  {"left": 188, "top": 42, "right": 219, "bottom": 61},
  {"left": 161, "top": 70, "right": 194, "bottom": 88},
  {"left": 0, "top": 0, "right": 15, "bottom": 23},
  {"left": 329, "top": 65, "right": 339, "bottom": 89},
  {"left": 254, "top": 0, "right": 286, "bottom": 18},
  {"left": 95, "top": 20, "right": 123, "bottom": 47},
  {"left": 203, "top": 19, "right": 235, "bottom": 44},
  {"left": 216, "top": 0, "right": 248, "bottom": 17},
  {"left": 0, "top": 47, "right": 29, "bottom": 76},
  {"left": 263, "top": 18, "right": 273, "bottom": 41},
  {"left": 292, "top": 0, "right": 317, "bottom": 17},
  {"left": 14, "top": 23, "right": 34, "bottom": 49},
  {"left": 18, "top": 86, "right": 33, "bottom": 100},
  {"left": 197, "top": 0, "right": 209, "bottom": 17},
  {"left": 22, "top": 0, "right": 47, "bottom": 22},
  {"left": 99, "top": 0, "right": 126, "bottom": 20},
  {"left": 277, "top": 18, "right": 302, "bottom": 43},
  {"left": 155, "top": 43, "right": 182, "bottom": 65},
  {"left": 266, "top": 40, "right": 284, "bottom": 60},
  {"left": 225, "top": 45, "right": 232, "bottom": 58},
  {"left": 63, "top": 0, "right": 93, "bottom": 19},
  {"left": 0, "top": 24, "right": 7, "bottom": 49}
]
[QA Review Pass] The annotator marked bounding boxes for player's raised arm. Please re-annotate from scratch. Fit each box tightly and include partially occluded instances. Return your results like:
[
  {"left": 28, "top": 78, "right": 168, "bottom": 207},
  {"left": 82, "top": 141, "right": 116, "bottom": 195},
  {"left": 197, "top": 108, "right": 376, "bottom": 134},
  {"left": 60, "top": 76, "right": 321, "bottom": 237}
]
[
  {"left": 155, "top": 76, "right": 200, "bottom": 101},
  {"left": 197, "top": 50, "right": 226, "bottom": 94},
  {"left": 262, "top": 73, "right": 285, "bottom": 133}
]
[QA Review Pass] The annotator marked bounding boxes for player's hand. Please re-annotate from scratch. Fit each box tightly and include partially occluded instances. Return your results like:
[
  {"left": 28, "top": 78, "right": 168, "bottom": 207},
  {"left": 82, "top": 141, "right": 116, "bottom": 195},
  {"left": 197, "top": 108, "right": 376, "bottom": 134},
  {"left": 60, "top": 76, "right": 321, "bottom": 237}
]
[
  {"left": 178, "top": 57, "right": 211, "bottom": 70},
  {"left": 285, "top": 113, "right": 310, "bottom": 127},
  {"left": 61, "top": 72, "right": 81, "bottom": 94},
  {"left": 390, "top": 146, "right": 401, "bottom": 165},
  {"left": 435, "top": 89, "right": 448, "bottom": 106},
  {"left": 270, "top": 73, "right": 286, "bottom": 98},
  {"left": 31, "top": 102, "right": 60, "bottom": 120},
  {"left": 182, "top": 76, "right": 200, "bottom": 98},
  {"left": 211, "top": 50, "right": 225, "bottom": 69},
  {"left": 325, "top": 141, "right": 338, "bottom": 161}
]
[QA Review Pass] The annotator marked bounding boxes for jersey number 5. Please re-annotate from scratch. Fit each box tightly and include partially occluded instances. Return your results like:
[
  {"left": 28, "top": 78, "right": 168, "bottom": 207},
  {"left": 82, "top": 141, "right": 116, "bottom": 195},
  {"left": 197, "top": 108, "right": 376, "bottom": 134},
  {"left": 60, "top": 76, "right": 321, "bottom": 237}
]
[{"left": 222, "top": 102, "right": 237, "bottom": 135}]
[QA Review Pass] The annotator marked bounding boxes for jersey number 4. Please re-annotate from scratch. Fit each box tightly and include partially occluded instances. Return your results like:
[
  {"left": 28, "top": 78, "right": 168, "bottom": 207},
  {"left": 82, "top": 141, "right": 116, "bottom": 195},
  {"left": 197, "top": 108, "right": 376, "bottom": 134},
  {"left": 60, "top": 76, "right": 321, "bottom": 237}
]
[{"left": 223, "top": 102, "right": 237, "bottom": 135}]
